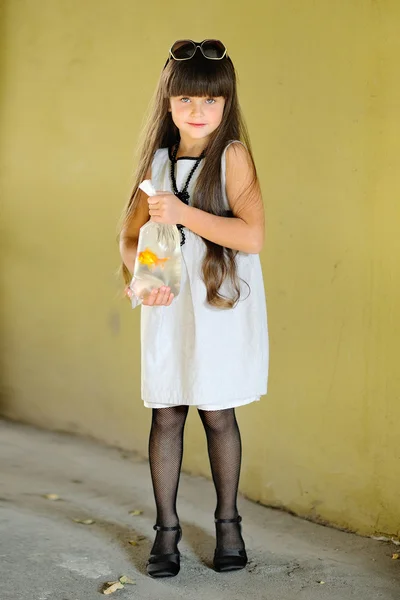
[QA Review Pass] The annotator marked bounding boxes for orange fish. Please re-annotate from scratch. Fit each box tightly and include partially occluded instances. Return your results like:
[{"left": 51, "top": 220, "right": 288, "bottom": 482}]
[{"left": 138, "top": 248, "right": 170, "bottom": 270}]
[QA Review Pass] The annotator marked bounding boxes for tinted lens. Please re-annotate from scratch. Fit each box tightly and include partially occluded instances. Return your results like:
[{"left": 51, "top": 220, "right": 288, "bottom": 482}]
[
  {"left": 201, "top": 39, "right": 226, "bottom": 58},
  {"left": 171, "top": 40, "right": 196, "bottom": 59}
]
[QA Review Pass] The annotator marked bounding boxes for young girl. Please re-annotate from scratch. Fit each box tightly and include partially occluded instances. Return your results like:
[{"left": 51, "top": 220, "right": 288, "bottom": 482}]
[{"left": 119, "top": 39, "right": 268, "bottom": 578}]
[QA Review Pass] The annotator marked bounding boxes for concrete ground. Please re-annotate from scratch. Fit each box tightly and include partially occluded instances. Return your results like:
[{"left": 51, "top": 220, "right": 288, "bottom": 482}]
[{"left": 0, "top": 420, "right": 398, "bottom": 600}]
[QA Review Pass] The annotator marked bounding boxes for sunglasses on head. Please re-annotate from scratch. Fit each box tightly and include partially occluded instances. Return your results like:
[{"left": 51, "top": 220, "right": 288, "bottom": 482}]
[{"left": 169, "top": 39, "right": 228, "bottom": 61}]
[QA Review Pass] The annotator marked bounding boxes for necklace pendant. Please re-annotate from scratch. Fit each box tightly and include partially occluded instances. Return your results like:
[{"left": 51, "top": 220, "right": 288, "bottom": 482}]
[{"left": 177, "top": 190, "right": 190, "bottom": 204}]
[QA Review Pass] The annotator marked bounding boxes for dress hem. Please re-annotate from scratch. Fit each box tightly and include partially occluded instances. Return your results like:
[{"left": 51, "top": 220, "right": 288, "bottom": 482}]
[{"left": 142, "top": 394, "right": 264, "bottom": 411}]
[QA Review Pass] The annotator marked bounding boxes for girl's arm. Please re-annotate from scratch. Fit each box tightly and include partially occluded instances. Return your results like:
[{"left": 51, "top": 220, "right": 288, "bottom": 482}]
[
  {"left": 184, "top": 143, "right": 265, "bottom": 253},
  {"left": 119, "top": 169, "right": 151, "bottom": 273},
  {"left": 149, "top": 144, "right": 265, "bottom": 254}
]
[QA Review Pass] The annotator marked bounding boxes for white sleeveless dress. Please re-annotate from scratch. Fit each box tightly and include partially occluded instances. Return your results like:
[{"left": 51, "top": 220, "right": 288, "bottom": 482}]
[{"left": 141, "top": 141, "right": 269, "bottom": 410}]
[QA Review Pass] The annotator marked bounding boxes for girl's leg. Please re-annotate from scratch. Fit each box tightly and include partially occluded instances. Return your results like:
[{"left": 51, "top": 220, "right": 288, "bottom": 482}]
[
  {"left": 148, "top": 405, "right": 189, "bottom": 555},
  {"left": 198, "top": 408, "right": 245, "bottom": 552}
]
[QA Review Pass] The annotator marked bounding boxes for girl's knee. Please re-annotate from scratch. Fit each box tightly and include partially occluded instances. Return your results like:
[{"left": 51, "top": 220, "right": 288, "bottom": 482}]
[
  {"left": 152, "top": 406, "right": 188, "bottom": 432},
  {"left": 199, "top": 409, "right": 236, "bottom": 434}
]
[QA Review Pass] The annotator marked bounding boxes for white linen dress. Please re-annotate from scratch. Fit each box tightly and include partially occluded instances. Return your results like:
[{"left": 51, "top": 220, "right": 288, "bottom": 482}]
[{"left": 141, "top": 141, "right": 269, "bottom": 410}]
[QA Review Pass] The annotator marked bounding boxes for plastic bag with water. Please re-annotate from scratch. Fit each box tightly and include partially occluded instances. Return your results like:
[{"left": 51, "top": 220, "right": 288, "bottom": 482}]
[{"left": 129, "top": 180, "right": 182, "bottom": 308}]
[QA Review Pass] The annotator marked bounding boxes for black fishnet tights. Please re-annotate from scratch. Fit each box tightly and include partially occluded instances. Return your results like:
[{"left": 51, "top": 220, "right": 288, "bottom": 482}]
[
  {"left": 198, "top": 408, "right": 245, "bottom": 551},
  {"left": 148, "top": 406, "right": 244, "bottom": 555},
  {"left": 148, "top": 406, "right": 188, "bottom": 554}
]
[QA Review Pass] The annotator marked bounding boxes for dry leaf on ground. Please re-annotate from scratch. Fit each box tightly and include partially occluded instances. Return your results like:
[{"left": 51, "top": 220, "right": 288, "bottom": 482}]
[
  {"left": 103, "top": 581, "right": 124, "bottom": 594},
  {"left": 72, "top": 518, "right": 95, "bottom": 525},
  {"left": 43, "top": 494, "right": 60, "bottom": 501},
  {"left": 128, "top": 535, "right": 146, "bottom": 546},
  {"left": 119, "top": 575, "right": 135, "bottom": 584},
  {"left": 128, "top": 510, "right": 143, "bottom": 516},
  {"left": 392, "top": 553, "right": 399, "bottom": 560}
]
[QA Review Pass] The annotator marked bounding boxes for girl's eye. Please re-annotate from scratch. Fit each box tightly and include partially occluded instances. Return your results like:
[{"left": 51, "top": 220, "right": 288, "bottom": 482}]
[
  {"left": 180, "top": 97, "right": 190, "bottom": 103},
  {"left": 206, "top": 98, "right": 216, "bottom": 104}
]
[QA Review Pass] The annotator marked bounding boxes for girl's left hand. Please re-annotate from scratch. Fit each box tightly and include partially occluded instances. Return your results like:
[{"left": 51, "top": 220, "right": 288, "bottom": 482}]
[{"left": 148, "top": 192, "right": 186, "bottom": 225}]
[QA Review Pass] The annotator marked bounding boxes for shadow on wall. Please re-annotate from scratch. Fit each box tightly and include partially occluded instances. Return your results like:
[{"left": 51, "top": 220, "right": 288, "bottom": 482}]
[
  {"left": 0, "top": 1, "right": 7, "bottom": 417},
  {"left": 0, "top": 4, "right": 22, "bottom": 421}
]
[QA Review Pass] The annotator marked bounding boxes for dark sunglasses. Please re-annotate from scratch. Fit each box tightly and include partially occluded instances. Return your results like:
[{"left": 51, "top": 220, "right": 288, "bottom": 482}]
[{"left": 169, "top": 39, "right": 228, "bottom": 61}]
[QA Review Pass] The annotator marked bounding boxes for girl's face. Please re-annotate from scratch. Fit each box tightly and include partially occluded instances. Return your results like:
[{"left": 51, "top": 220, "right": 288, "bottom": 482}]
[{"left": 169, "top": 96, "right": 226, "bottom": 142}]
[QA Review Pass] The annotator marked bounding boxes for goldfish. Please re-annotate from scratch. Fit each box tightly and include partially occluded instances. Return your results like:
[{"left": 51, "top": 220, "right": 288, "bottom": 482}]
[{"left": 137, "top": 248, "right": 170, "bottom": 270}]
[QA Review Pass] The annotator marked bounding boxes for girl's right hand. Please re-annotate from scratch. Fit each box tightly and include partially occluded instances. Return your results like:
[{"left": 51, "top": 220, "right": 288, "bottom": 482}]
[{"left": 125, "top": 285, "right": 174, "bottom": 306}]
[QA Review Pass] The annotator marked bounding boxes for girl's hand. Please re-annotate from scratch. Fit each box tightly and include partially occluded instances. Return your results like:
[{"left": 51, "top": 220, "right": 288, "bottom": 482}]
[
  {"left": 148, "top": 192, "right": 186, "bottom": 225},
  {"left": 125, "top": 285, "right": 174, "bottom": 307},
  {"left": 142, "top": 287, "right": 174, "bottom": 306}
]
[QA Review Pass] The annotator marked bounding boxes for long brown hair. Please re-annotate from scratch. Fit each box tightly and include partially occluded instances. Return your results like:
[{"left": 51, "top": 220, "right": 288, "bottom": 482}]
[{"left": 120, "top": 50, "right": 258, "bottom": 308}]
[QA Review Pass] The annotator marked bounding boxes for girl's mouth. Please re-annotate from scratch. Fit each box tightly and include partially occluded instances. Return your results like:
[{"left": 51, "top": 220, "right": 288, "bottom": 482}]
[{"left": 188, "top": 123, "right": 206, "bottom": 128}]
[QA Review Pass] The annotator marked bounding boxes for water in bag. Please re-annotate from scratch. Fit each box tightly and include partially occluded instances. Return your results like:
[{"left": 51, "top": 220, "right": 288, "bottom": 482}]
[{"left": 129, "top": 180, "right": 182, "bottom": 306}]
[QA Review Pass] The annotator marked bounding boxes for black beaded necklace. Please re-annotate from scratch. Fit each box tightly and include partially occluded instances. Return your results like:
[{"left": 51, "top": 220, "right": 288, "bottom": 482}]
[{"left": 170, "top": 141, "right": 206, "bottom": 245}]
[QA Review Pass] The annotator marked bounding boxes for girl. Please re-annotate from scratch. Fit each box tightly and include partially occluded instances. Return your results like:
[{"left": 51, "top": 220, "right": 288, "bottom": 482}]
[{"left": 119, "top": 39, "right": 268, "bottom": 578}]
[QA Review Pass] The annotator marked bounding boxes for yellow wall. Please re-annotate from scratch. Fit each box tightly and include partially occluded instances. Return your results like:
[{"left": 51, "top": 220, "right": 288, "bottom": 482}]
[{"left": 1, "top": 1, "right": 399, "bottom": 538}]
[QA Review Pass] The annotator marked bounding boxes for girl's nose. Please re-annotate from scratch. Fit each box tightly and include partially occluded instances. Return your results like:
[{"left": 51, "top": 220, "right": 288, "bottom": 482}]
[{"left": 191, "top": 102, "right": 204, "bottom": 116}]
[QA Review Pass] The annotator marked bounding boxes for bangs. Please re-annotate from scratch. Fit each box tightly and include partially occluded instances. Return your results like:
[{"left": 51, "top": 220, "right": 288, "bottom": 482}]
[{"left": 163, "top": 54, "right": 234, "bottom": 99}]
